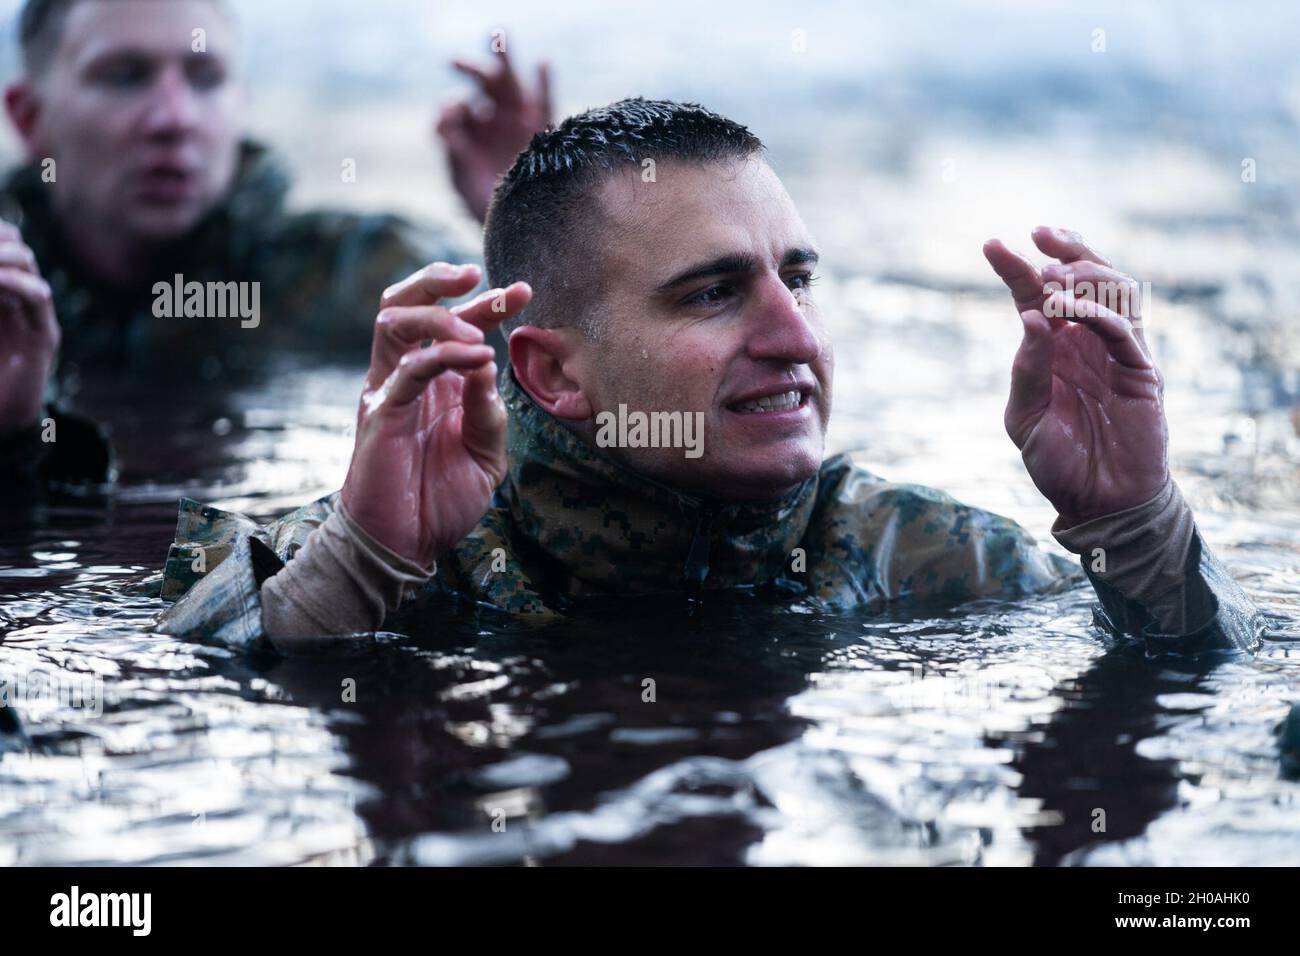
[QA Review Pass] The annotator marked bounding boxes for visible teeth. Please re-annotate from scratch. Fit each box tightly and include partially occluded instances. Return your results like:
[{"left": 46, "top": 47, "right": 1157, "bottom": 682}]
[{"left": 733, "top": 390, "right": 801, "bottom": 414}]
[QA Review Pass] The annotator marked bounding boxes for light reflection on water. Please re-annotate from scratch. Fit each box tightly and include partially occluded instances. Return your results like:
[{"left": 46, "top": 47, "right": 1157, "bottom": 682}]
[{"left": 0, "top": 335, "right": 1296, "bottom": 865}]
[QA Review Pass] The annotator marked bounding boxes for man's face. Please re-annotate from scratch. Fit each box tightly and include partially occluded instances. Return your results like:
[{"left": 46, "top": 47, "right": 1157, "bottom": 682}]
[
  {"left": 23, "top": 0, "right": 241, "bottom": 242},
  {"left": 568, "top": 156, "right": 833, "bottom": 502}
]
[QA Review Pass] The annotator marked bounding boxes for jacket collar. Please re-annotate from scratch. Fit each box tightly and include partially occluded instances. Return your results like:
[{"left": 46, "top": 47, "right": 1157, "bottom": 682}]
[{"left": 498, "top": 370, "right": 819, "bottom": 597}]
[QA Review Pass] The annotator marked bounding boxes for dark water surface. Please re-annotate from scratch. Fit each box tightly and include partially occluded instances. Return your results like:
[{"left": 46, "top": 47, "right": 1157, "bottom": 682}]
[{"left": 2, "top": 341, "right": 1298, "bottom": 866}]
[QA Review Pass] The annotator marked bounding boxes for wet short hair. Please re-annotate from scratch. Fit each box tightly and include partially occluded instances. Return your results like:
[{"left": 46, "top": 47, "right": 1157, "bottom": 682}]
[
  {"left": 18, "top": 0, "right": 226, "bottom": 74},
  {"left": 18, "top": 0, "right": 78, "bottom": 72},
  {"left": 483, "top": 97, "right": 764, "bottom": 339}
]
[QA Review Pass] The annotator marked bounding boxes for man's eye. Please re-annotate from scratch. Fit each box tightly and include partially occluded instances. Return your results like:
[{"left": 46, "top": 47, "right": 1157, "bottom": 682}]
[
  {"left": 187, "top": 59, "right": 227, "bottom": 90},
  {"left": 787, "top": 272, "right": 818, "bottom": 293},
  {"left": 686, "top": 285, "right": 734, "bottom": 307},
  {"left": 95, "top": 60, "right": 153, "bottom": 89}
]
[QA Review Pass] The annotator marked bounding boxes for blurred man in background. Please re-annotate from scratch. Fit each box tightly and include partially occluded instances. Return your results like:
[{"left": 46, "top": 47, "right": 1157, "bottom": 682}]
[{"left": 0, "top": 0, "right": 549, "bottom": 488}]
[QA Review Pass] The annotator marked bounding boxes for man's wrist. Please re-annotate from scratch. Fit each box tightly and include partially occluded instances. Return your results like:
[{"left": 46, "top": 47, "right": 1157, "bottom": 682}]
[
  {"left": 1052, "top": 482, "right": 1171, "bottom": 535},
  {"left": 1052, "top": 478, "right": 1206, "bottom": 634},
  {"left": 260, "top": 501, "right": 436, "bottom": 642},
  {"left": 334, "top": 498, "right": 436, "bottom": 579}
]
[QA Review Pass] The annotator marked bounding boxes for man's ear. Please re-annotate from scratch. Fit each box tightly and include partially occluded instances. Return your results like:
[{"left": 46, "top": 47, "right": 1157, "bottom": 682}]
[
  {"left": 5, "top": 82, "right": 44, "bottom": 155},
  {"left": 508, "top": 325, "right": 593, "bottom": 421}
]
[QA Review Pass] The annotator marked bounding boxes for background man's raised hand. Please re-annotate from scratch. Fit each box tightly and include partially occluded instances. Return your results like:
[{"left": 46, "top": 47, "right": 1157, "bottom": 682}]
[
  {"left": 436, "top": 42, "right": 552, "bottom": 224},
  {"left": 983, "top": 226, "right": 1169, "bottom": 527},
  {"left": 0, "top": 222, "right": 58, "bottom": 436},
  {"left": 340, "top": 263, "right": 531, "bottom": 568}
]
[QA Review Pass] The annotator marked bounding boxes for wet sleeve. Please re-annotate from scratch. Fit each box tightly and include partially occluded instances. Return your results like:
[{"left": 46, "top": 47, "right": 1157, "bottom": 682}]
[
  {"left": 260, "top": 502, "right": 432, "bottom": 648},
  {"left": 1052, "top": 479, "right": 1263, "bottom": 653},
  {"left": 153, "top": 494, "right": 433, "bottom": 653},
  {"left": 152, "top": 532, "right": 283, "bottom": 653},
  {"left": 152, "top": 494, "right": 332, "bottom": 651}
]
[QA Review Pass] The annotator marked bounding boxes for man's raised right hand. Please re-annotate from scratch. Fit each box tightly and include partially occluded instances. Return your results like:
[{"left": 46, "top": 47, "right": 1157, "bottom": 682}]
[
  {"left": 340, "top": 263, "right": 531, "bottom": 568},
  {"left": 0, "top": 222, "right": 58, "bottom": 436}
]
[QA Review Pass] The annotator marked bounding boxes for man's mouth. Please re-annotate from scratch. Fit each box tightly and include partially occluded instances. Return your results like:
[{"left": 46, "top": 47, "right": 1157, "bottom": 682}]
[
  {"left": 725, "top": 387, "right": 811, "bottom": 415},
  {"left": 137, "top": 164, "right": 202, "bottom": 202}
]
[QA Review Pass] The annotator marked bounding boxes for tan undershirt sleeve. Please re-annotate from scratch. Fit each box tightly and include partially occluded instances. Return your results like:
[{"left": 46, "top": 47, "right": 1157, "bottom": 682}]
[
  {"left": 260, "top": 501, "right": 433, "bottom": 646},
  {"left": 1050, "top": 478, "right": 1199, "bottom": 633}
]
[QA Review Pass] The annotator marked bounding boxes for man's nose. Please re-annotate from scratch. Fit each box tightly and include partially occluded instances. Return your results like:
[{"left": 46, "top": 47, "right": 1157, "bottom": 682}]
[
  {"left": 140, "top": 65, "right": 201, "bottom": 136},
  {"left": 744, "top": 272, "right": 821, "bottom": 365}
]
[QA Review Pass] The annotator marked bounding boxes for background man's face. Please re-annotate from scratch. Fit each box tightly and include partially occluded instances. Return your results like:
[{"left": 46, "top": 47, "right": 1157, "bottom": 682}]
[
  {"left": 26, "top": 0, "right": 241, "bottom": 243},
  {"left": 571, "top": 156, "right": 833, "bottom": 501}
]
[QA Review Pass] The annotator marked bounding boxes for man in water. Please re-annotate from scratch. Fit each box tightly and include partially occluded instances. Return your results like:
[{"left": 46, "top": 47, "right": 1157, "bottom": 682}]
[
  {"left": 0, "top": 0, "right": 548, "bottom": 487},
  {"left": 155, "top": 98, "right": 1263, "bottom": 654}
]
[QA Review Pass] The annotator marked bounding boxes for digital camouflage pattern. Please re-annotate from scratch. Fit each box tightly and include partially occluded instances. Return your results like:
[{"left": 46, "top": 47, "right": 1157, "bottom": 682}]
[
  {"left": 0, "top": 140, "right": 466, "bottom": 390},
  {"left": 0, "top": 139, "right": 467, "bottom": 488},
  {"left": 153, "top": 369, "right": 1099, "bottom": 651}
]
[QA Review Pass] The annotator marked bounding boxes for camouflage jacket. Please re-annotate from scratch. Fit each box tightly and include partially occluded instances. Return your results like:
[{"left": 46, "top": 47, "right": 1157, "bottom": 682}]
[
  {"left": 0, "top": 140, "right": 465, "bottom": 486},
  {"left": 1, "top": 140, "right": 464, "bottom": 385},
  {"left": 153, "top": 372, "right": 1263, "bottom": 655}
]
